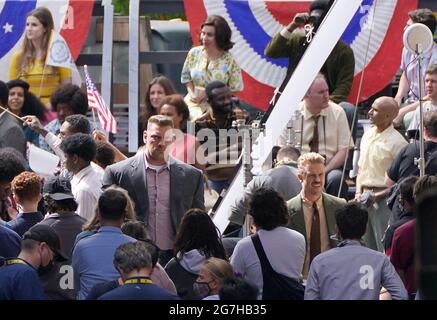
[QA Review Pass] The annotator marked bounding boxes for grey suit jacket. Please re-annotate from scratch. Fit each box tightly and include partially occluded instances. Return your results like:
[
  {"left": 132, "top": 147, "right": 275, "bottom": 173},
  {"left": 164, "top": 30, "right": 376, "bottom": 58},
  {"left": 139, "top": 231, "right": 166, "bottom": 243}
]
[
  {"left": 0, "top": 112, "right": 26, "bottom": 156},
  {"left": 229, "top": 164, "right": 302, "bottom": 225},
  {"left": 102, "top": 152, "right": 205, "bottom": 232},
  {"left": 287, "top": 192, "right": 346, "bottom": 248}
]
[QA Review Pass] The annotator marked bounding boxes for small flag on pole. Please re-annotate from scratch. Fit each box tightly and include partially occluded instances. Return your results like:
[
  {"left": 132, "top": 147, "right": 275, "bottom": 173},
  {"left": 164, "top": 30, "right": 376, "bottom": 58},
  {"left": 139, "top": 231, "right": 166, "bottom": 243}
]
[
  {"left": 45, "top": 31, "right": 82, "bottom": 86},
  {"left": 84, "top": 66, "right": 118, "bottom": 134}
]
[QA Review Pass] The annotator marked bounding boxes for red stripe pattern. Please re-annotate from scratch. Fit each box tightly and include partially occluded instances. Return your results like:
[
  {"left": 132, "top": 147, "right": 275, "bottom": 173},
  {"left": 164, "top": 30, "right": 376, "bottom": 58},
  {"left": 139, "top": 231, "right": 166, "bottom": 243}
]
[{"left": 85, "top": 69, "right": 118, "bottom": 134}]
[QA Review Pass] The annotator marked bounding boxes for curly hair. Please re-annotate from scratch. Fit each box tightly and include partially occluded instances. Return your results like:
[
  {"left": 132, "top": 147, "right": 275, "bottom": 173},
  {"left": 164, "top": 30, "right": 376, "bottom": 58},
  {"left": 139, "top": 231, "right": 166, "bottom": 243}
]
[
  {"left": 173, "top": 208, "right": 227, "bottom": 259},
  {"left": 11, "top": 171, "right": 41, "bottom": 201},
  {"left": 50, "top": 84, "right": 88, "bottom": 114},
  {"left": 7, "top": 79, "right": 48, "bottom": 122},
  {"left": 248, "top": 188, "right": 288, "bottom": 230},
  {"left": 60, "top": 133, "right": 96, "bottom": 162},
  {"left": 64, "top": 114, "right": 91, "bottom": 135}
]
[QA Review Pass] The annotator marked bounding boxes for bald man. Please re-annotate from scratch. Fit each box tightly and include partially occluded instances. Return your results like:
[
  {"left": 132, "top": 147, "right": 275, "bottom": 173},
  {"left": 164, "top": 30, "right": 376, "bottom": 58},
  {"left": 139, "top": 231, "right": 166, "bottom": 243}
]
[{"left": 355, "top": 97, "right": 408, "bottom": 251}]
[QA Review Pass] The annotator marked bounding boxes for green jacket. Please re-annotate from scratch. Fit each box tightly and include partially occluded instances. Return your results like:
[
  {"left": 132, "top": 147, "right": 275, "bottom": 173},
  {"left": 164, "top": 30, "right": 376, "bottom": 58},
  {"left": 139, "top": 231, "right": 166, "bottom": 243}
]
[
  {"left": 286, "top": 192, "right": 346, "bottom": 248},
  {"left": 265, "top": 33, "right": 355, "bottom": 104}
]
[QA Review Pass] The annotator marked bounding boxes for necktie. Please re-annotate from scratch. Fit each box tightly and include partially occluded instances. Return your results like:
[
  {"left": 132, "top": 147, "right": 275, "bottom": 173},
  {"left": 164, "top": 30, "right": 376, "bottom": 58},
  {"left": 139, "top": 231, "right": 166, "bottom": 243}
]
[
  {"left": 309, "top": 115, "right": 320, "bottom": 153},
  {"left": 310, "top": 202, "right": 321, "bottom": 264}
]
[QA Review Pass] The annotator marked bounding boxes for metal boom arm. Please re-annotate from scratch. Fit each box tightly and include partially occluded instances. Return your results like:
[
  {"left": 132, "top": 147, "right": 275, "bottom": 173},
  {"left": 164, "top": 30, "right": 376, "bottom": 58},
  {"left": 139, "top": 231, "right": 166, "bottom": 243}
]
[{"left": 213, "top": 0, "right": 363, "bottom": 233}]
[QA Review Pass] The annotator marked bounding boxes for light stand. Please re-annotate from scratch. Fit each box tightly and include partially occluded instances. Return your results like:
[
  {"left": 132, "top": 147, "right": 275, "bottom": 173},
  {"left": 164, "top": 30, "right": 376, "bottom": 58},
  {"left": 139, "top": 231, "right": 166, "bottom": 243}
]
[
  {"left": 403, "top": 23, "right": 434, "bottom": 177},
  {"left": 416, "top": 44, "right": 426, "bottom": 177},
  {"left": 232, "top": 119, "right": 262, "bottom": 237}
]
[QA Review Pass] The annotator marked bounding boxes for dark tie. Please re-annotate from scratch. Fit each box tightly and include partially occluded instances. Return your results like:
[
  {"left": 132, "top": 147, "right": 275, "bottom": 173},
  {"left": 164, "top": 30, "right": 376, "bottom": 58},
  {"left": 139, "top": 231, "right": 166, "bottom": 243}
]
[
  {"left": 310, "top": 202, "right": 321, "bottom": 264},
  {"left": 309, "top": 115, "right": 320, "bottom": 153}
]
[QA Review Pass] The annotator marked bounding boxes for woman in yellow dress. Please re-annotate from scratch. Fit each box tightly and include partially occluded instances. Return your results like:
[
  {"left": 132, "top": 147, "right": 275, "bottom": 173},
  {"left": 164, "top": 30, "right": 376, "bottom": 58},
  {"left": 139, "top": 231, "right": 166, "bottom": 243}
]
[{"left": 9, "top": 7, "right": 71, "bottom": 107}]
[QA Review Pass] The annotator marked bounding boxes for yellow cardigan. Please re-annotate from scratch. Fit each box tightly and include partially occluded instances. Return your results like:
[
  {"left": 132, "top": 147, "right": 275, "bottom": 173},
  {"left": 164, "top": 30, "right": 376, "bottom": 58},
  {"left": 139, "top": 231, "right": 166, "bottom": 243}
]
[{"left": 9, "top": 51, "right": 71, "bottom": 105}]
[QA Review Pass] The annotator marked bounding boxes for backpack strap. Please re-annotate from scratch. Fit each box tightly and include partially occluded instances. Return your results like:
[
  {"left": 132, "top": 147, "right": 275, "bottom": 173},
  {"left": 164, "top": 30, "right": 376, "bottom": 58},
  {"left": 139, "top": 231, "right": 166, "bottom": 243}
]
[{"left": 251, "top": 233, "right": 276, "bottom": 275}]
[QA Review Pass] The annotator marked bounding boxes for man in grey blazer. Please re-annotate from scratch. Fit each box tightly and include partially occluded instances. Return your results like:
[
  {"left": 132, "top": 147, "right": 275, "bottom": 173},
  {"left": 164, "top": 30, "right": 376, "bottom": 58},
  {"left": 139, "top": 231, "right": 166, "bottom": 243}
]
[
  {"left": 287, "top": 152, "right": 346, "bottom": 278},
  {"left": 0, "top": 81, "right": 25, "bottom": 156},
  {"left": 102, "top": 115, "right": 204, "bottom": 265}
]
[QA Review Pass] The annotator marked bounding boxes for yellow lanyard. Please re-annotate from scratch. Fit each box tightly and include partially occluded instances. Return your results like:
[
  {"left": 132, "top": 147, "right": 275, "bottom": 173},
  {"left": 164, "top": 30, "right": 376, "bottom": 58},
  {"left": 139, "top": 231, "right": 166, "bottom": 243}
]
[
  {"left": 2, "top": 259, "right": 28, "bottom": 266},
  {"left": 124, "top": 278, "right": 153, "bottom": 285}
]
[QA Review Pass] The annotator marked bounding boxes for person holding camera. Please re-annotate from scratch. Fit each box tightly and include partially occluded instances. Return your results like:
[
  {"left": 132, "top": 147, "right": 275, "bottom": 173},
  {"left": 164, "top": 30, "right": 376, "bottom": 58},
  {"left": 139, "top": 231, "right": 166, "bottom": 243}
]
[{"left": 264, "top": 0, "right": 354, "bottom": 106}]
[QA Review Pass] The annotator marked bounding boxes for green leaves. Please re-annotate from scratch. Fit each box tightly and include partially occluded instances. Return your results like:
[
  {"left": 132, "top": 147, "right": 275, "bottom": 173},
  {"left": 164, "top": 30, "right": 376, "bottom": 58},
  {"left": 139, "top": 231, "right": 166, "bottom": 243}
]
[{"left": 113, "top": 0, "right": 129, "bottom": 15}]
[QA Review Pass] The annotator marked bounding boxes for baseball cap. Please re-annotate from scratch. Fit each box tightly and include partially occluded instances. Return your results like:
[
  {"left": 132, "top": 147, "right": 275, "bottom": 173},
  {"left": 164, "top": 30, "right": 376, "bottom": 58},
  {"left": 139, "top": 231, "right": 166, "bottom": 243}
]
[
  {"left": 43, "top": 176, "right": 75, "bottom": 201},
  {"left": 23, "top": 224, "right": 68, "bottom": 262}
]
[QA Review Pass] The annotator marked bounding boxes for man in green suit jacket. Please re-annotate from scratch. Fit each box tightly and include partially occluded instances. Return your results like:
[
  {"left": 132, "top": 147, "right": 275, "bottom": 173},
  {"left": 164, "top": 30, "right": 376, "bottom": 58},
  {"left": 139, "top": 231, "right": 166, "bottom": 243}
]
[{"left": 287, "top": 152, "right": 346, "bottom": 278}]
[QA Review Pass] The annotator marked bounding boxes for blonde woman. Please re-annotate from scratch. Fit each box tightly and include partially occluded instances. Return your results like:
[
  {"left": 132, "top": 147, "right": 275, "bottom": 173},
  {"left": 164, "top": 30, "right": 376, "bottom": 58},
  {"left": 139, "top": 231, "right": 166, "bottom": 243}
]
[{"left": 9, "top": 7, "right": 71, "bottom": 106}]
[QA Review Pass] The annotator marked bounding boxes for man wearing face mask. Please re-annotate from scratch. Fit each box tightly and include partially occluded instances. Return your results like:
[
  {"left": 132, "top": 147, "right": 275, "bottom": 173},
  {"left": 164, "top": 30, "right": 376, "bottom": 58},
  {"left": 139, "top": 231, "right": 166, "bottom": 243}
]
[
  {"left": 195, "top": 81, "right": 247, "bottom": 193},
  {"left": 0, "top": 224, "right": 67, "bottom": 300}
]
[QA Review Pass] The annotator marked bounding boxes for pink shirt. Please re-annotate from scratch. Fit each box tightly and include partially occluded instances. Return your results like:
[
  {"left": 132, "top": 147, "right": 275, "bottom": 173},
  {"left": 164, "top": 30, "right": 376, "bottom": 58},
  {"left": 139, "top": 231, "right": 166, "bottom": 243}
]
[
  {"left": 151, "top": 263, "right": 177, "bottom": 294},
  {"left": 42, "top": 110, "right": 57, "bottom": 126},
  {"left": 144, "top": 158, "right": 173, "bottom": 251}
]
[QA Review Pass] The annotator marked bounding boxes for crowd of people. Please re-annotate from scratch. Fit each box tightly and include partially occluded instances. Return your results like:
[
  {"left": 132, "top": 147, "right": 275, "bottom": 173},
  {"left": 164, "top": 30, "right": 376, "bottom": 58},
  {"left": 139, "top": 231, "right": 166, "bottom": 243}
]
[{"left": 1, "top": 0, "right": 437, "bottom": 300}]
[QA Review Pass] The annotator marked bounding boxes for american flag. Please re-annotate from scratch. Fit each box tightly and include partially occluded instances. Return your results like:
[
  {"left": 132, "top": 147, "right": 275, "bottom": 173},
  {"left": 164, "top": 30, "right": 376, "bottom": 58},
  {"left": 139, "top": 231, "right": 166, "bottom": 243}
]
[{"left": 84, "top": 67, "right": 118, "bottom": 134}]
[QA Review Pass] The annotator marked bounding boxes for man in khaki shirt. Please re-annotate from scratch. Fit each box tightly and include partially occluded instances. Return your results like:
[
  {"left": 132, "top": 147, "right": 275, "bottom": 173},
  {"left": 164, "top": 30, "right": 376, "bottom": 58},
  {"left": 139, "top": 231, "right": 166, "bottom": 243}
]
[
  {"left": 287, "top": 153, "right": 346, "bottom": 278},
  {"left": 278, "top": 74, "right": 354, "bottom": 199},
  {"left": 355, "top": 97, "right": 408, "bottom": 252}
]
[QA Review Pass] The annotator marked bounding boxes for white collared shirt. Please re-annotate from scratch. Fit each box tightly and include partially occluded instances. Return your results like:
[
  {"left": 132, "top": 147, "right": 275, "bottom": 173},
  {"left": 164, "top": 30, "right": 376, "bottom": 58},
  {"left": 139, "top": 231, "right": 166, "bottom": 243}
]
[
  {"left": 401, "top": 43, "right": 437, "bottom": 102},
  {"left": 71, "top": 164, "right": 104, "bottom": 221},
  {"left": 357, "top": 125, "right": 407, "bottom": 188},
  {"left": 278, "top": 101, "right": 354, "bottom": 162},
  {"left": 408, "top": 100, "right": 437, "bottom": 131}
]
